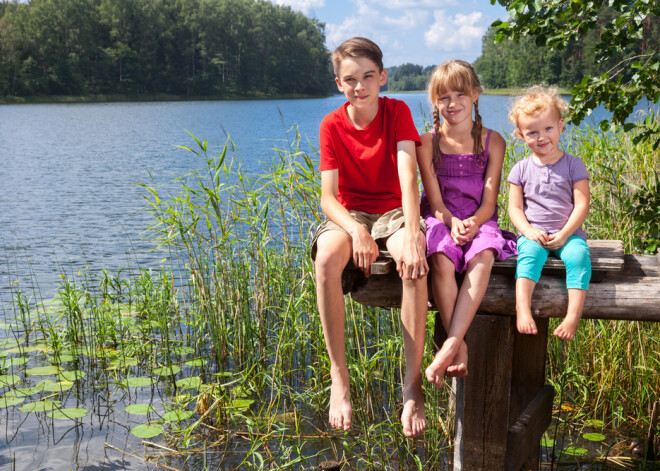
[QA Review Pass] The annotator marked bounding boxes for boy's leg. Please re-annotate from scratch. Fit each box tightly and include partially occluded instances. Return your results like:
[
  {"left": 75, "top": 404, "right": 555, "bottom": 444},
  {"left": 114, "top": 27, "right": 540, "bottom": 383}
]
[
  {"left": 385, "top": 228, "right": 428, "bottom": 438},
  {"left": 425, "top": 252, "right": 468, "bottom": 388},
  {"left": 515, "top": 237, "right": 548, "bottom": 335},
  {"left": 553, "top": 236, "right": 591, "bottom": 340},
  {"left": 314, "top": 229, "right": 353, "bottom": 430}
]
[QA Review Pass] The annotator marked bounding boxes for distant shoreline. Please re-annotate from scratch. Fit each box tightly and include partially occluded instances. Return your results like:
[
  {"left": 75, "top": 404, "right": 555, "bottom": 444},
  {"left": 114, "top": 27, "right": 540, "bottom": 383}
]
[{"left": 1, "top": 88, "right": 575, "bottom": 104}]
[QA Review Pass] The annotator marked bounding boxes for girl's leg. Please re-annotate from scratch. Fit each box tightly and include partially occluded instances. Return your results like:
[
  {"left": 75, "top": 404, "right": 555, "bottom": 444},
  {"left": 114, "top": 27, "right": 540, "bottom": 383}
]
[
  {"left": 425, "top": 252, "right": 471, "bottom": 387},
  {"left": 314, "top": 230, "right": 353, "bottom": 430},
  {"left": 554, "top": 236, "right": 591, "bottom": 340},
  {"left": 515, "top": 237, "right": 548, "bottom": 335}
]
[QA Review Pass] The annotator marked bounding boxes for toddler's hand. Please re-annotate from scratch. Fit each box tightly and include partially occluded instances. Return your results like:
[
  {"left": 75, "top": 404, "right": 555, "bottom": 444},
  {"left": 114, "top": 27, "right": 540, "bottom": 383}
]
[
  {"left": 524, "top": 227, "right": 548, "bottom": 246},
  {"left": 545, "top": 232, "right": 568, "bottom": 250}
]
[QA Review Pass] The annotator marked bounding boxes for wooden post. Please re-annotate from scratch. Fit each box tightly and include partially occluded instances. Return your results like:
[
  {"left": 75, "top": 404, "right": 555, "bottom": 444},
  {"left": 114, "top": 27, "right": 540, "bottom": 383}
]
[{"left": 456, "top": 314, "right": 552, "bottom": 470}]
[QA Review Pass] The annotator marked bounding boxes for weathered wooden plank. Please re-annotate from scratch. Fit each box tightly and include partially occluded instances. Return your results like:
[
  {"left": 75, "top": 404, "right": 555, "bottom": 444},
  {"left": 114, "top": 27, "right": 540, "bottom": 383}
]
[
  {"left": 348, "top": 255, "right": 660, "bottom": 321},
  {"left": 349, "top": 240, "right": 625, "bottom": 276},
  {"left": 505, "top": 385, "right": 555, "bottom": 471}
]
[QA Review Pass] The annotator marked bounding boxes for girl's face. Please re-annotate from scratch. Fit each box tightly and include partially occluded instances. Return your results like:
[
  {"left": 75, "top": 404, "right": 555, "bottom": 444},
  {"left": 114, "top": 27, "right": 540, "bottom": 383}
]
[
  {"left": 434, "top": 89, "right": 477, "bottom": 126},
  {"left": 516, "top": 107, "right": 564, "bottom": 161}
]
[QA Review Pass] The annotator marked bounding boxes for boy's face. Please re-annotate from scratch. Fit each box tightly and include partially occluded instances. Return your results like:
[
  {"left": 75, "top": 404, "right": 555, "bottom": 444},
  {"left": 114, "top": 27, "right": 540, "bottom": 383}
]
[
  {"left": 516, "top": 107, "right": 564, "bottom": 159},
  {"left": 335, "top": 56, "right": 387, "bottom": 110}
]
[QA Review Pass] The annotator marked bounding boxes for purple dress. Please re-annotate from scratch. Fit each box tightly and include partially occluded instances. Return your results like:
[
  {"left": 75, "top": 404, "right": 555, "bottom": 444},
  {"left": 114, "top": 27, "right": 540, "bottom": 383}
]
[{"left": 421, "top": 129, "right": 517, "bottom": 273}]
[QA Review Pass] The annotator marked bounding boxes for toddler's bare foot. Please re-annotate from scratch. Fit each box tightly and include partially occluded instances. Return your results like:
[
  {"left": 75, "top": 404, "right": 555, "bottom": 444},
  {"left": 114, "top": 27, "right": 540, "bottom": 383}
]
[
  {"left": 401, "top": 384, "right": 426, "bottom": 437},
  {"left": 425, "top": 337, "right": 460, "bottom": 389},
  {"left": 329, "top": 370, "right": 352, "bottom": 431},
  {"left": 516, "top": 309, "right": 538, "bottom": 335},
  {"left": 446, "top": 340, "right": 468, "bottom": 377},
  {"left": 553, "top": 315, "right": 580, "bottom": 341}
]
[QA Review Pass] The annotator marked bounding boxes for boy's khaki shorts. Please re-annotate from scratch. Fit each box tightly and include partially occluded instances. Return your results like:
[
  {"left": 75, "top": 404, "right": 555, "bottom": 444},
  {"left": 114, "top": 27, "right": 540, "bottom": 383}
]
[{"left": 310, "top": 207, "right": 426, "bottom": 260}]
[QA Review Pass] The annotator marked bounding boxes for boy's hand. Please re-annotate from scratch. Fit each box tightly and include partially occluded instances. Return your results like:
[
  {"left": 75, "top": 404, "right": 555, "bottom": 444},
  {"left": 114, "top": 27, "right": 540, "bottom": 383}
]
[
  {"left": 544, "top": 232, "right": 568, "bottom": 250},
  {"left": 397, "top": 233, "right": 429, "bottom": 280},
  {"left": 349, "top": 225, "right": 379, "bottom": 277},
  {"left": 523, "top": 227, "right": 548, "bottom": 246}
]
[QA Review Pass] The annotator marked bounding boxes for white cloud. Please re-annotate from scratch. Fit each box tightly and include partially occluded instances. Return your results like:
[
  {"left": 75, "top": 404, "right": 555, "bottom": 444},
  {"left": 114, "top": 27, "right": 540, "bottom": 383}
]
[
  {"left": 271, "top": 0, "right": 326, "bottom": 15},
  {"left": 356, "top": 0, "right": 456, "bottom": 8},
  {"left": 424, "top": 10, "right": 485, "bottom": 51}
]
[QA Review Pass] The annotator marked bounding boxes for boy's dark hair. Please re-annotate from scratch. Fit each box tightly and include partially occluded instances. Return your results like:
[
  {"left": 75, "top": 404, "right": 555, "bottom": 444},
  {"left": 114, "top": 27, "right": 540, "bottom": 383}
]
[{"left": 331, "top": 37, "right": 384, "bottom": 77}]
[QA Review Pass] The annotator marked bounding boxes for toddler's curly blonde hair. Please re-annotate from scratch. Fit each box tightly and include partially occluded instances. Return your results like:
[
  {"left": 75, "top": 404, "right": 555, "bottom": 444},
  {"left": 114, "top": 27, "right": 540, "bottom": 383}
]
[{"left": 508, "top": 85, "right": 569, "bottom": 138}]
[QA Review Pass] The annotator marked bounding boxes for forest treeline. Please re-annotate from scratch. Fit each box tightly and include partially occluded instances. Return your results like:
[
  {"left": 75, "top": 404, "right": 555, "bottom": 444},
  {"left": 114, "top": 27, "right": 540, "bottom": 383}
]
[
  {"left": 0, "top": 0, "right": 333, "bottom": 98},
  {"left": 474, "top": 11, "right": 659, "bottom": 90}
]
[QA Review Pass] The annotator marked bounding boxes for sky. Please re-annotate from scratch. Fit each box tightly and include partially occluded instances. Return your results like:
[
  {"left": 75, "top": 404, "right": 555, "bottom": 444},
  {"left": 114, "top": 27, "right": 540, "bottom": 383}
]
[{"left": 268, "top": 0, "right": 509, "bottom": 68}]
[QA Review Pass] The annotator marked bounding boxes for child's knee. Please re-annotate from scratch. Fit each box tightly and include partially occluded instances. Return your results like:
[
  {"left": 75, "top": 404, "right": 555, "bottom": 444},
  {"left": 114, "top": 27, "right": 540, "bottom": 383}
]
[{"left": 430, "top": 252, "right": 455, "bottom": 276}]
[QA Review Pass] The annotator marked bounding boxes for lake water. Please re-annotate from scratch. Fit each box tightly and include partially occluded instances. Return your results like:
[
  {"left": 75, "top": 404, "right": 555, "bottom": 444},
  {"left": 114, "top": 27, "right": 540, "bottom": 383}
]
[{"left": 0, "top": 92, "right": 656, "bottom": 305}]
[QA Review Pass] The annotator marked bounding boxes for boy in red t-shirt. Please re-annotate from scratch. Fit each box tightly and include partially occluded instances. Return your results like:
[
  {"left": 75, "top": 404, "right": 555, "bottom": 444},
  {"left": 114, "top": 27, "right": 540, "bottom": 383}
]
[{"left": 311, "top": 37, "right": 428, "bottom": 437}]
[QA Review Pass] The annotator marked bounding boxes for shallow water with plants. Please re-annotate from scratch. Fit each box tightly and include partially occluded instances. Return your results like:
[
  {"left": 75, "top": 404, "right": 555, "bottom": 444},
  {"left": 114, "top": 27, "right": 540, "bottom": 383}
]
[{"left": 2, "top": 112, "right": 659, "bottom": 469}]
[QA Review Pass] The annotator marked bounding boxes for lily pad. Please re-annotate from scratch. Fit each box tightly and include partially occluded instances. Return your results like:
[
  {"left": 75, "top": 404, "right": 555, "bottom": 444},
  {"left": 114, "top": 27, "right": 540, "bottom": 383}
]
[
  {"left": 0, "top": 396, "right": 25, "bottom": 408},
  {"left": 37, "top": 379, "right": 74, "bottom": 392},
  {"left": 162, "top": 409, "right": 194, "bottom": 423},
  {"left": 58, "top": 370, "right": 85, "bottom": 382},
  {"left": 26, "top": 366, "right": 61, "bottom": 376},
  {"left": 19, "top": 400, "right": 62, "bottom": 412},
  {"left": 55, "top": 354, "right": 76, "bottom": 363},
  {"left": 584, "top": 419, "right": 604, "bottom": 427},
  {"left": 125, "top": 376, "right": 154, "bottom": 388},
  {"left": 562, "top": 446, "right": 588, "bottom": 457},
  {"left": 229, "top": 398, "right": 254, "bottom": 411},
  {"left": 541, "top": 436, "right": 555, "bottom": 447},
  {"left": 130, "top": 423, "right": 163, "bottom": 439},
  {"left": 47, "top": 407, "right": 89, "bottom": 420},
  {"left": 175, "top": 377, "right": 202, "bottom": 390},
  {"left": 0, "top": 375, "right": 20, "bottom": 387},
  {"left": 171, "top": 346, "right": 194, "bottom": 355},
  {"left": 4, "top": 386, "right": 43, "bottom": 397},
  {"left": 125, "top": 404, "right": 155, "bottom": 415},
  {"left": 184, "top": 358, "right": 207, "bottom": 367},
  {"left": 6, "top": 346, "right": 41, "bottom": 354},
  {"left": 0, "top": 339, "right": 19, "bottom": 348},
  {"left": 1, "top": 356, "right": 29, "bottom": 368},
  {"left": 583, "top": 432, "right": 606, "bottom": 442},
  {"left": 109, "top": 357, "right": 138, "bottom": 369},
  {"left": 153, "top": 365, "right": 180, "bottom": 377}
]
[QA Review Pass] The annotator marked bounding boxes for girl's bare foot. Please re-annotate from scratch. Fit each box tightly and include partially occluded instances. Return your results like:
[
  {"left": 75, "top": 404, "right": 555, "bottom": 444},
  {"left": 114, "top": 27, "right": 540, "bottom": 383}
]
[
  {"left": 446, "top": 340, "right": 468, "bottom": 377},
  {"left": 329, "top": 370, "right": 352, "bottom": 431},
  {"left": 516, "top": 309, "right": 538, "bottom": 335},
  {"left": 553, "top": 315, "right": 580, "bottom": 341},
  {"left": 401, "top": 384, "right": 426, "bottom": 437},
  {"left": 425, "top": 337, "right": 460, "bottom": 389}
]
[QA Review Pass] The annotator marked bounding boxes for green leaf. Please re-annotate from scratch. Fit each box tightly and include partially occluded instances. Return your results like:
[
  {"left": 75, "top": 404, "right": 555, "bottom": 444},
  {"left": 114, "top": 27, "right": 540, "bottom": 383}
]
[
  {"left": 583, "top": 432, "right": 606, "bottom": 442},
  {"left": 19, "top": 400, "right": 62, "bottom": 412},
  {"left": 125, "top": 376, "right": 154, "bottom": 388},
  {"left": 184, "top": 359, "right": 207, "bottom": 367},
  {"left": 154, "top": 365, "right": 180, "bottom": 377},
  {"left": 47, "top": 407, "right": 89, "bottom": 420},
  {"left": 541, "top": 436, "right": 555, "bottom": 447},
  {"left": 130, "top": 423, "right": 163, "bottom": 439},
  {"left": 1, "top": 356, "right": 29, "bottom": 368},
  {"left": 175, "top": 377, "right": 202, "bottom": 390},
  {"left": 37, "top": 379, "right": 74, "bottom": 392},
  {"left": 0, "top": 374, "right": 21, "bottom": 387},
  {"left": 58, "top": 370, "right": 85, "bottom": 382},
  {"left": 162, "top": 409, "right": 194, "bottom": 422},
  {"left": 26, "top": 366, "right": 61, "bottom": 376},
  {"left": 125, "top": 404, "right": 155, "bottom": 415},
  {"left": 5, "top": 386, "right": 43, "bottom": 397},
  {"left": 0, "top": 396, "right": 25, "bottom": 408},
  {"left": 562, "top": 446, "right": 588, "bottom": 456}
]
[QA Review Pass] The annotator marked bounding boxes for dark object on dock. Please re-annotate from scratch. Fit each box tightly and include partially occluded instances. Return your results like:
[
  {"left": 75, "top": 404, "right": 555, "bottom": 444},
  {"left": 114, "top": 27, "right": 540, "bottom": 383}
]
[{"left": 340, "top": 240, "right": 660, "bottom": 470}]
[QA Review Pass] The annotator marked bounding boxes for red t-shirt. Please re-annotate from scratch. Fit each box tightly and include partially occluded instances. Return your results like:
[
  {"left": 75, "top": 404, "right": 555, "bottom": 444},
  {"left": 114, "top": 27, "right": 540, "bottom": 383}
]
[{"left": 319, "top": 96, "right": 421, "bottom": 214}]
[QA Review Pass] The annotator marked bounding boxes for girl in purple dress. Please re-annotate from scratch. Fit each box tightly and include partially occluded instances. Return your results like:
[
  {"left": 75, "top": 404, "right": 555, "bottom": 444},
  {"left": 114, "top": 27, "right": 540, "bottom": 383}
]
[{"left": 419, "top": 60, "right": 517, "bottom": 389}]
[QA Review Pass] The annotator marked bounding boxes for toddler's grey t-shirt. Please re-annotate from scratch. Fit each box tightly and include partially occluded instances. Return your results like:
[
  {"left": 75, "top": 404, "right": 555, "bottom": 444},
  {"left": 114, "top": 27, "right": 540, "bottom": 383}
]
[{"left": 508, "top": 153, "right": 589, "bottom": 239}]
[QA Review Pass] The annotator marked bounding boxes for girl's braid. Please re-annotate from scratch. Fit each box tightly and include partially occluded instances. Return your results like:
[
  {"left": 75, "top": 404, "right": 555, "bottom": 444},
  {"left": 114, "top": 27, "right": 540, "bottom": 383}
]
[
  {"left": 472, "top": 99, "right": 484, "bottom": 166},
  {"left": 432, "top": 107, "right": 443, "bottom": 169}
]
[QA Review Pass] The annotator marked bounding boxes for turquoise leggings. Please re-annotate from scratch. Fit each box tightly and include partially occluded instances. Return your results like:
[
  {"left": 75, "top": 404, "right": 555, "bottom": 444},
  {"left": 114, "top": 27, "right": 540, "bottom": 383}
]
[{"left": 516, "top": 235, "right": 591, "bottom": 290}]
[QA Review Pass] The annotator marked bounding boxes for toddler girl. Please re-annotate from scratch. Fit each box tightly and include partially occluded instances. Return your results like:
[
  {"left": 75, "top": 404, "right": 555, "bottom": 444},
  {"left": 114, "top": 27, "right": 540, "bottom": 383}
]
[{"left": 507, "top": 85, "right": 591, "bottom": 341}]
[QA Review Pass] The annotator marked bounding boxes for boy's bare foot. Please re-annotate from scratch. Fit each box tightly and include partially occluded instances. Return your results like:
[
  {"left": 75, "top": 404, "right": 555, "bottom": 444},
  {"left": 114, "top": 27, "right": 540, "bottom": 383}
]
[
  {"left": 425, "top": 337, "right": 460, "bottom": 389},
  {"left": 553, "top": 315, "right": 580, "bottom": 341},
  {"left": 446, "top": 340, "right": 468, "bottom": 377},
  {"left": 516, "top": 309, "right": 538, "bottom": 335},
  {"left": 329, "top": 371, "right": 352, "bottom": 431},
  {"left": 401, "top": 384, "right": 426, "bottom": 437}
]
